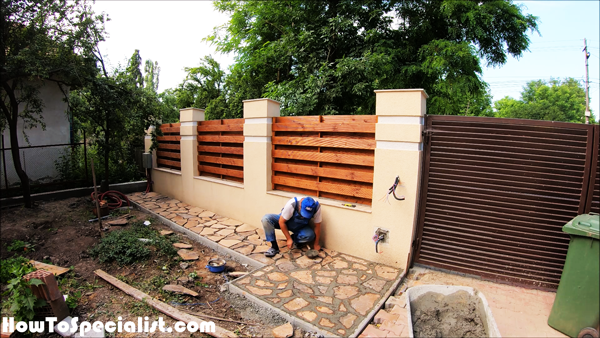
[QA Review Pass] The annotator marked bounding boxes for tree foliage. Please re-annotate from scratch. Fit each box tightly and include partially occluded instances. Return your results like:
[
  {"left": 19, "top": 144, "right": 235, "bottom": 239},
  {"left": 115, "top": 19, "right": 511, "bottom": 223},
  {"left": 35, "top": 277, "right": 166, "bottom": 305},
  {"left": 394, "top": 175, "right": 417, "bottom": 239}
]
[
  {"left": 182, "top": 0, "right": 537, "bottom": 118},
  {"left": 70, "top": 49, "right": 164, "bottom": 185},
  {"left": 494, "top": 78, "right": 594, "bottom": 123}
]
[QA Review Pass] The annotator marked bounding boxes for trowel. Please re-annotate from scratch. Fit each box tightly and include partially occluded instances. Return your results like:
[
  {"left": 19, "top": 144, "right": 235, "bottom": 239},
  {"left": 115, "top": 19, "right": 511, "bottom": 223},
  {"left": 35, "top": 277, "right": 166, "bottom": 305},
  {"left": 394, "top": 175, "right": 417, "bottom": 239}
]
[{"left": 306, "top": 244, "right": 319, "bottom": 259}]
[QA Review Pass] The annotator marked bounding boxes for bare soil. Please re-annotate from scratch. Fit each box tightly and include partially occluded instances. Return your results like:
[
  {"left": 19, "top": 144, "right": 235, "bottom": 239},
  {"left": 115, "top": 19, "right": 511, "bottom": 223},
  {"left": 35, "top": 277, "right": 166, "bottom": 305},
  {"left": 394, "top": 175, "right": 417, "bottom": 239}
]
[
  {"left": 410, "top": 290, "right": 487, "bottom": 338},
  {"left": 1, "top": 196, "right": 284, "bottom": 337}
]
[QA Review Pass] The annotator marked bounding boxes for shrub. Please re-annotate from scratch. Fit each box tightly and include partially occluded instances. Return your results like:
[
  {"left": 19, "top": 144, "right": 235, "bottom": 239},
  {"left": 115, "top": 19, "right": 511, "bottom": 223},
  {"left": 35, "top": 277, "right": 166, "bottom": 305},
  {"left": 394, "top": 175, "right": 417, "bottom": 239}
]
[{"left": 89, "top": 220, "right": 177, "bottom": 265}]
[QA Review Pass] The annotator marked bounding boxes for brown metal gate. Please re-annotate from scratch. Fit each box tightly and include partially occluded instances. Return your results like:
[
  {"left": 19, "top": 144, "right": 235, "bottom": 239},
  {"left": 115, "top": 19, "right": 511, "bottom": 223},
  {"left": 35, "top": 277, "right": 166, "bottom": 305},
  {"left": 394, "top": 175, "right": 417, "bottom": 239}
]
[{"left": 414, "top": 116, "right": 599, "bottom": 290}]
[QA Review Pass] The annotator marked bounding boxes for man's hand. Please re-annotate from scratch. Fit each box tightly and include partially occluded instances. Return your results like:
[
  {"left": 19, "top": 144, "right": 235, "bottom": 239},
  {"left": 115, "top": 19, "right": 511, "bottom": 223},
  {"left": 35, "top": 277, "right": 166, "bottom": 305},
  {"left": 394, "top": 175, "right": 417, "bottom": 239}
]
[{"left": 286, "top": 238, "right": 294, "bottom": 249}]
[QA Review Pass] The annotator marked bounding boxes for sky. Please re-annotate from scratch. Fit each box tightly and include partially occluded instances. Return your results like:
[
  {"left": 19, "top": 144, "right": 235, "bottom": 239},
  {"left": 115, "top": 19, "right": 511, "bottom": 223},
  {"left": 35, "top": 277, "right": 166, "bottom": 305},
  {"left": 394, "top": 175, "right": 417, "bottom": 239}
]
[{"left": 92, "top": 1, "right": 600, "bottom": 116}]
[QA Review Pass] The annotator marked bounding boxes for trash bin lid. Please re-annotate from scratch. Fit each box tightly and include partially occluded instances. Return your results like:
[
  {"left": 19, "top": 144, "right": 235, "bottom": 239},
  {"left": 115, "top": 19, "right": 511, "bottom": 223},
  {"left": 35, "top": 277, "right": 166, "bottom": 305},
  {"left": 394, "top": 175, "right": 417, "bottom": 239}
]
[{"left": 563, "top": 213, "right": 599, "bottom": 239}]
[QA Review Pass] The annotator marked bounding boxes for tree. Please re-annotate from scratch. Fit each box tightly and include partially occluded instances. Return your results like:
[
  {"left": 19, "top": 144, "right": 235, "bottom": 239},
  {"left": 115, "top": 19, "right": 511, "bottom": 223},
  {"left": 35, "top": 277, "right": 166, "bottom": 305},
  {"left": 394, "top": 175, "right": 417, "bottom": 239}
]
[
  {"left": 1, "top": 0, "right": 105, "bottom": 207},
  {"left": 70, "top": 49, "right": 164, "bottom": 188},
  {"left": 494, "top": 78, "right": 594, "bottom": 123},
  {"left": 203, "top": 0, "right": 538, "bottom": 117}
]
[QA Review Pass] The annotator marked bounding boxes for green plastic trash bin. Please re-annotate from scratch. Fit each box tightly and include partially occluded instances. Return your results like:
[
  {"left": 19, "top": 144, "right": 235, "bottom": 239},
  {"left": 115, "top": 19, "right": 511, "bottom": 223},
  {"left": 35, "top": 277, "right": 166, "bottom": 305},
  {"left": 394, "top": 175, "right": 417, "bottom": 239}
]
[{"left": 548, "top": 213, "right": 599, "bottom": 338}]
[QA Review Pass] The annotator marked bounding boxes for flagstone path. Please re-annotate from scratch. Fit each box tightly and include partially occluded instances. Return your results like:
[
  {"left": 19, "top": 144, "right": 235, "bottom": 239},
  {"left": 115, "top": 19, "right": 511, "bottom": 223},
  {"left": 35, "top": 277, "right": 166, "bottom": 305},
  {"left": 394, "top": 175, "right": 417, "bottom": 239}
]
[{"left": 128, "top": 191, "right": 403, "bottom": 337}]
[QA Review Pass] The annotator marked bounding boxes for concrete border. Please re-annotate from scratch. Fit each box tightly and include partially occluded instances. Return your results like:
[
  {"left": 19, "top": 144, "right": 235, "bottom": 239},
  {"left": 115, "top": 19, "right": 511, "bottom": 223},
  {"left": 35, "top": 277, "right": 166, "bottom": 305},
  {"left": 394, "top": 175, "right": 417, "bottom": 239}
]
[
  {"left": 1, "top": 181, "right": 147, "bottom": 207},
  {"left": 352, "top": 271, "right": 406, "bottom": 337},
  {"left": 130, "top": 200, "right": 265, "bottom": 270},
  {"left": 228, "top": 283, "right": 336, "bottom": 337}
]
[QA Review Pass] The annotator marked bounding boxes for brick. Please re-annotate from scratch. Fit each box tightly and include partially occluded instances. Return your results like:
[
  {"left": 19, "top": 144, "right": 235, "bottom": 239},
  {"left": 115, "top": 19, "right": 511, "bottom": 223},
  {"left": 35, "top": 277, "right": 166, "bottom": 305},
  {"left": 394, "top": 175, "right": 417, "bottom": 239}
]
[
  {"left": 373, "top": 309, "right": 399, "bottom": 324},
  {"left": 380, "top": 321, "right": 404, "bottom": 336},
  {"left": 359, "top": 325, "right": 387, "bottom": 338}
]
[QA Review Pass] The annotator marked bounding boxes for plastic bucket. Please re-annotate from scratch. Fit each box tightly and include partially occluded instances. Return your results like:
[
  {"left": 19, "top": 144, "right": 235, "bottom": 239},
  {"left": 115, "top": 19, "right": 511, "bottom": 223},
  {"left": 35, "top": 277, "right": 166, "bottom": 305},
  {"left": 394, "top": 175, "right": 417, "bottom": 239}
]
[
  {"left": 206, "top": 258, "right": 226, "bottom": 273},
  {"left": 406, "top": 285, "right": 501, "bottom": 338}
]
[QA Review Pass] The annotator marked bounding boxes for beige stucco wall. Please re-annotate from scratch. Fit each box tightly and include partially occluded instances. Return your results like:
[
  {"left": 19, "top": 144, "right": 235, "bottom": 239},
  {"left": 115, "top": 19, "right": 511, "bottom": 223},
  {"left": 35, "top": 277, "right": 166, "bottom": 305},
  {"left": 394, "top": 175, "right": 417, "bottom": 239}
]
[{"left": 148, "top": 90, "right": 427, "bottom": 270}]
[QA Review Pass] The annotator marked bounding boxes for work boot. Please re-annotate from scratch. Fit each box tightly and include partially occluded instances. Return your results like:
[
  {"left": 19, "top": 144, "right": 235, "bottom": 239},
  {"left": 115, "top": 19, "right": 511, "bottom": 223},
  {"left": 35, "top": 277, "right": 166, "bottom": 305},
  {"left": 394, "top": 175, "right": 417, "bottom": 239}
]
[{"left": 265, "top": 247, "right": 279, "bottom": 257}]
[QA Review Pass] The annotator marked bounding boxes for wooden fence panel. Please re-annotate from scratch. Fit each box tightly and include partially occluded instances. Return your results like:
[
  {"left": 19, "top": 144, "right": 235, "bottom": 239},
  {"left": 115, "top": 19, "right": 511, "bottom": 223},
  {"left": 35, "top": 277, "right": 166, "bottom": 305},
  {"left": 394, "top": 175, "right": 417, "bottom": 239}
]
[
  {"left": 197, "top": 118, "right": 244, "bottom": 183},
  {"left": 272, "top": 115, "right": 376, "bottom": 205},
  {"left": 157, "top": 123, "right": 181, "bottom": 170}
]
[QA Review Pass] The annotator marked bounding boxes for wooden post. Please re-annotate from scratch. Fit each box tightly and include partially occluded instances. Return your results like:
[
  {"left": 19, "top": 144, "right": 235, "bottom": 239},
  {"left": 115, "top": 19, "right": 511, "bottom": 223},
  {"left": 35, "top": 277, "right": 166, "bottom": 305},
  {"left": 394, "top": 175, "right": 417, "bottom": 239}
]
[{"left": 90, "top": 158, "right": 103, "bottom": 237}]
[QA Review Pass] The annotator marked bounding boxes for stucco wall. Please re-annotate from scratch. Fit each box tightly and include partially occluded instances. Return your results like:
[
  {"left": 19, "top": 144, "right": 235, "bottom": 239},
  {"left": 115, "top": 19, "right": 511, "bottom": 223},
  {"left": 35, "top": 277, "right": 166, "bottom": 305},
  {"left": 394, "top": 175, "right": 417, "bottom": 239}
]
[
  {"left": 1, "top": 81, "right": 70, "bottom": 188},
  {"left": 149, "top": 89, "right": 428, "bottom": 270}
]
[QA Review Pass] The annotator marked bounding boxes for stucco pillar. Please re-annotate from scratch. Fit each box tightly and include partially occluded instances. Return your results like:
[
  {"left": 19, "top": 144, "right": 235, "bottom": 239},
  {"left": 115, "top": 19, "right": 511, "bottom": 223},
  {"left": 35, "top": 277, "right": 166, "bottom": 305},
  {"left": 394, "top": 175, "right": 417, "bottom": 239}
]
[
  {"left": 372, "top": 89, "right": 428, "bottom": 270},
  {"left": 243, "top": 98, "right": 280, "bottom": 196},
  {"left": 144, "top": 126, "right": 157, "bottom": 168},
  {"left": 180, "top": 108, "right": 205, "bottom": 204}
]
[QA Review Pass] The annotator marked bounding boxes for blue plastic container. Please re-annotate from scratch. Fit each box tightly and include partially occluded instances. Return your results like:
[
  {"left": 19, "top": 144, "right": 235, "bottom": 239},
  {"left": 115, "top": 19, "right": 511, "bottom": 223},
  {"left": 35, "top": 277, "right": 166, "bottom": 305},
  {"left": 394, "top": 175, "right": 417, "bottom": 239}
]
[{"left": 206, "top": 258, "right": 226, "bottom": 273}]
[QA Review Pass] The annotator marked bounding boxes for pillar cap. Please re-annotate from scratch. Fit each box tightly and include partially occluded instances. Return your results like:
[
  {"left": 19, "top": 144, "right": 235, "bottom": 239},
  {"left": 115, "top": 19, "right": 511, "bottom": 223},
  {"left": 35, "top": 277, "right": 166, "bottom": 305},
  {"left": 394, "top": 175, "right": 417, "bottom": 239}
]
[
  {"left": 242, "top": 98, "right": 281, "bottom": 104},
  {"left": 374, "top": 89, "right": 429, "bottom": 99}
]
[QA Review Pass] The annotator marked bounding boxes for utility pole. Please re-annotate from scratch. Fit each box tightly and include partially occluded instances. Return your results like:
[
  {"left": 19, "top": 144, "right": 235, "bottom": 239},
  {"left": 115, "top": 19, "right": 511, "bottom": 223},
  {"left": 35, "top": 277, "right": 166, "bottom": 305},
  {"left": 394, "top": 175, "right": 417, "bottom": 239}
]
[{"left": 583, "top": 38, "right": 591, "bottom": 124}]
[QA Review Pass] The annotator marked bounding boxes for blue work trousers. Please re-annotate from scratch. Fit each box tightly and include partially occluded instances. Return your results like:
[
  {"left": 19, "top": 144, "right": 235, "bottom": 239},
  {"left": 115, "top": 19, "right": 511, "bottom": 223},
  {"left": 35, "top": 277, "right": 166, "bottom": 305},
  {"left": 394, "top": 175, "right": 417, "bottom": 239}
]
[{"left": 261, "top": 214, "right": 315, "bottom": 243}]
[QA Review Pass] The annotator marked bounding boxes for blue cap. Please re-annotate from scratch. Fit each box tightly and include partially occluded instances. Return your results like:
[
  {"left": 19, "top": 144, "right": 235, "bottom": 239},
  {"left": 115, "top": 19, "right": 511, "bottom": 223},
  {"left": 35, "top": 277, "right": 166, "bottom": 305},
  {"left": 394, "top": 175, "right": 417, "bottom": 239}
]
[{"left": 300, "top": 197, "right": 318, "bottom": 218}]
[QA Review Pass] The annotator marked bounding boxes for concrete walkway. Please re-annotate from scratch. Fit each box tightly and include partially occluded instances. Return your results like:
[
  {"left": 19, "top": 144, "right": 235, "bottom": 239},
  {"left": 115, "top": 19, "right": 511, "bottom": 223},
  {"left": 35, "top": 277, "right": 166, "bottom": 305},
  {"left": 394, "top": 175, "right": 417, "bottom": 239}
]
[{"left": 128, "top": 192, "right": 404, "bottom": 337}]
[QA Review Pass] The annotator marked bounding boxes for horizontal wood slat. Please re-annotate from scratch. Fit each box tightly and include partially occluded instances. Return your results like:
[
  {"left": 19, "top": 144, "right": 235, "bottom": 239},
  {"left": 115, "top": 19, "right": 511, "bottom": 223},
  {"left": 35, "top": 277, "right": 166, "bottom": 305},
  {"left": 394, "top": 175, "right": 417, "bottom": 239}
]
[
  {"left": 273, "top": 150, "right": 374, "bottom": 166},
  {"left": 272, "top": 123, "right": 375, "bottom": 133},
  {"left": 416, "top": 115, "right": 595, "bottom": 290},
  {"left": 272, "top": 136, "right": 375, "bottom": 150},
  {"left": 272, "top": 176, "right": 372, "bottom": 199},
  {"left": 157, "top": 123, "right": 181, "bottom": 170},
  {"left": 198, "top": 119, "right": 244, "bottom": 182},
  {"left": 272, "top": 115, "right": 376, "bottom": 205}
]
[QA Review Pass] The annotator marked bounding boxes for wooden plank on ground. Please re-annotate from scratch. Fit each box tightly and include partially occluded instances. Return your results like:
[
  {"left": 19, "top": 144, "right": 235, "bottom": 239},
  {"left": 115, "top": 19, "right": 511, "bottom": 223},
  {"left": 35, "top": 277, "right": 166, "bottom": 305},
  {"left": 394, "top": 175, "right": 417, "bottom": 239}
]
[
  {"left": 157, "top": 159, "right": 181, "bottom": 168},
  {"left": 198, "top": 145, "right": 244, "bottom": 155},
  {"left": 272, "top": 176, "right": 373, "bottom": 199},
  {"left": 157, "top": 151, "right": 181, "bottom": 159},
  {"left": 273, "top": 150, "right": 374, "bottom": 166},
  {"left": 272, "top": 163, "right": 373, "bottom": 183},
  {"left": 198, "top": 135, "right": 244, "bottom": 143},
  {"left": 198, "top": 155, "right": 243, "bottom": 167},
  {"left": 198, "top": 124, "right": 243, "bottom": 132},
  {"left": 272, "top": 136, "right": 375, "bottom": 150},
  {"left": 29, "top": 261, "right": 70, "bottom": 276},
  {"left": 199, "top": 165, "right": 244, "bottom": 178},
  {"left": 158, "top": 143, "right": 181, "bottom": 150},
  {"left": 157, "top": 136, "right": 181, "bottom": 142},
  {"left": 272, "top": 123, "right": 375, "bottom": 133},
  {"left": 94, "top": 269, "right": 237, "bottom": 338}
]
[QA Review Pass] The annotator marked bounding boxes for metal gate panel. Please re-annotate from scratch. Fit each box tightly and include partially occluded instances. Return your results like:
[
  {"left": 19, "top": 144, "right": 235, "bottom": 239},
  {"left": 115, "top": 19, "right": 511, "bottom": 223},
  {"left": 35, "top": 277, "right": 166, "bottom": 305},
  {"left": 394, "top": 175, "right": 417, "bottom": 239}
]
[{"left": 415, "top": 116, "right": 596, "bottom": 289}]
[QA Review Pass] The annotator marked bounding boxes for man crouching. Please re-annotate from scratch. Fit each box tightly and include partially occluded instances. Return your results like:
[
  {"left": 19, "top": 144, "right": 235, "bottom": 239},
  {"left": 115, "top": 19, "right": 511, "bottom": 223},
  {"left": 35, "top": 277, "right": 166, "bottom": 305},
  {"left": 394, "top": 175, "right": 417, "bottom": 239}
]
[{"left": 261, "top": 197, "right": 321, "bottom": 257}]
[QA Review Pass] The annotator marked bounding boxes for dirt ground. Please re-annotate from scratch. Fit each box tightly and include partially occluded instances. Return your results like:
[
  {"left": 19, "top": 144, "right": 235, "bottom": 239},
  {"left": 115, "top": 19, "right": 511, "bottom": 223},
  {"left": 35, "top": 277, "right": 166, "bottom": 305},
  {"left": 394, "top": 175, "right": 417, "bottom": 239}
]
[
  {"left": 410, "top": 290, "right": 487, "bottom": 338},
  {"left": 0, "top": 196, "right": 287, "bottom": 337}
]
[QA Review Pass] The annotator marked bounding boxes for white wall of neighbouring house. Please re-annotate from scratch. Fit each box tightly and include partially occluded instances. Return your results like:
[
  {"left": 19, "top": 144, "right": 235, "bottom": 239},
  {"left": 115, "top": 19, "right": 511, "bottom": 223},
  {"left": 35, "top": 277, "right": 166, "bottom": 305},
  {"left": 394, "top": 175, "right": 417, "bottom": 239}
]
[{"left": 1, "top": 81, "right": 71, "bottom": 188}]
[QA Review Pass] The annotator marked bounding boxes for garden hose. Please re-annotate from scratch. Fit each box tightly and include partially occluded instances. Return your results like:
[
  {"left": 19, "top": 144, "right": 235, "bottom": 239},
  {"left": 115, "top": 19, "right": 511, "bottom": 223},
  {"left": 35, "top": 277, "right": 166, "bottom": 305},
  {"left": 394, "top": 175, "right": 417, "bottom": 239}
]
[{"left": 91, "top": 190, "right": 131, "bottom": 210}]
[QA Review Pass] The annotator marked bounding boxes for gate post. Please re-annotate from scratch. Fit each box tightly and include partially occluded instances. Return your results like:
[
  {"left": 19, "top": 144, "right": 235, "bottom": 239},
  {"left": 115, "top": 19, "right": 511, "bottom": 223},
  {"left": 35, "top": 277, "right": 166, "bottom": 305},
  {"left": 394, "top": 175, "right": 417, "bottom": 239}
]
[
  {"left": 372, "top": 89, "right": 428, "bottom": 270},
  {"left": 180, "top": 108, "right": 204, "bottom": 204}
]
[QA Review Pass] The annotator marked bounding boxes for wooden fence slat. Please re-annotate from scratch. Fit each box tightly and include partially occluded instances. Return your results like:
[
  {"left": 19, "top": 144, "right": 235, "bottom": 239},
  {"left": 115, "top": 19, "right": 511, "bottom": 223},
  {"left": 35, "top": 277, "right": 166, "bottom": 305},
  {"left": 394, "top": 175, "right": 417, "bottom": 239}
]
[
  {"left": 272, "top": 136, "right": 375, "bottom": 150},
  {"left": 157, "top": 151, "right": 181, "bottom": 160},
  {"left": 321, "top": 116, "right": 377, "bottom": 123},
  {"left": 158, "top": 143, "right": 181, "bottom": 150},
  {"left": 272, "top": 176, "right": 373, "bottom": 199},
  {"left": 273, "top": 163, "right": 373, "bottom": 183},
  {"left": 157, "top": 159, "right": 181, "bottom": 168},
  {"left": 273, "top": 123, "right": 376, "bottom": 133},
  {"left": 198, "top": 135, "right": 244, "bottom": 143},
  {"left": 274, "top": 116, "right": 321, "bottom": 124},
  {"left": 197, "top": 124, "right": 244, "bottom": 132},
  {"left": 221, "top": 118, "right": 245, "bottom": 125},
  {"left": 273, "top": 150, "right": 374, "bottom": 166},
  {"left": 157, "top": 135, "right": 181, "bottom": 142},
  {"left": 160, "top": 127, "right": 180, "bottom": 133},
  {"left": 198, "top": 145, "right": 244, "bottom": 155},
  {"left": 199, "top": 165, "right": 244, "bottom": 178},
  {"left": 198, "top": 155, "right": 243, "bottom": 167}
]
